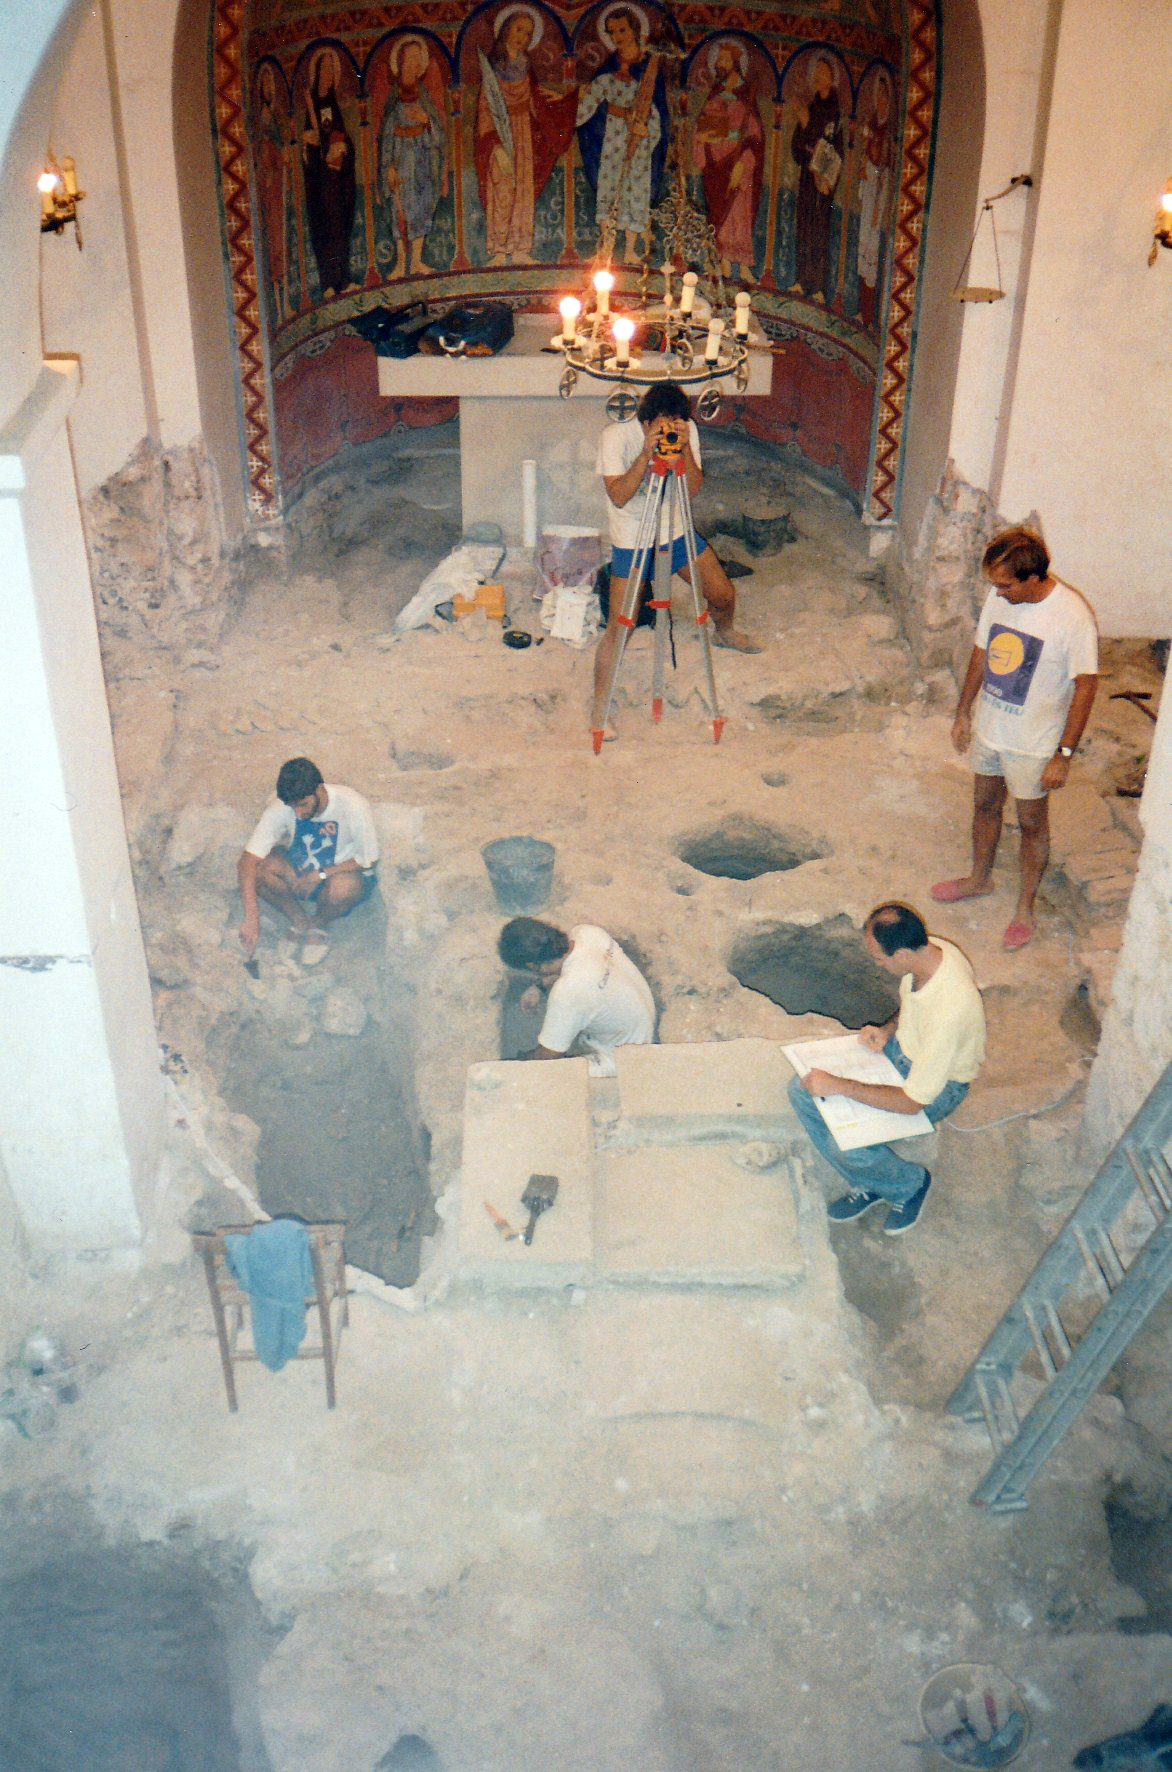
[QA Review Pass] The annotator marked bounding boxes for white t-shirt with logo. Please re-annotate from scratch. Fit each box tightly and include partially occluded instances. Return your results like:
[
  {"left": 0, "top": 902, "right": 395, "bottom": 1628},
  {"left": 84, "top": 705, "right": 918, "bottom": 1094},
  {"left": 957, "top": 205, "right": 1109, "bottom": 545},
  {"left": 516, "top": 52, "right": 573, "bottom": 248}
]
[
  {"left": 539, "top": 924, "right": 656, "bottom": 1054},
  {"left": 974, "top": 583, "right": 1098, "bottom": 757},
  {"left": 244, "top": 784, "right": 380, "bottom": 872},
  {"left": 596, "top": 418, "right": 702, "bottom": 551}
]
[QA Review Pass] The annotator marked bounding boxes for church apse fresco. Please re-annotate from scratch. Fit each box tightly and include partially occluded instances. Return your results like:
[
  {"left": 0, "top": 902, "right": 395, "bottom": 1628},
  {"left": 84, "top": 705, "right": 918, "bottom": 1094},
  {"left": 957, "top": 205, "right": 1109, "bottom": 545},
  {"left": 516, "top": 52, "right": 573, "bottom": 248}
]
[{"left": 216, "top": 0, "right": 935, "bottom": 518}]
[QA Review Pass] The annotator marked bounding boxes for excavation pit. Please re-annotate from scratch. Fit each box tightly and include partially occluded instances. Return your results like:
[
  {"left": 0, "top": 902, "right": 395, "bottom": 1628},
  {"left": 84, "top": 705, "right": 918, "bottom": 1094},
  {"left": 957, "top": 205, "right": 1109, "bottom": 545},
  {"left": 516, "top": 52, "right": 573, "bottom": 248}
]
[
  {"left": 728, "top": 916, "right": 899, "bottom": 1028},
  {"left": 674, "top": 815, "right": 827, "bottom": 882}
]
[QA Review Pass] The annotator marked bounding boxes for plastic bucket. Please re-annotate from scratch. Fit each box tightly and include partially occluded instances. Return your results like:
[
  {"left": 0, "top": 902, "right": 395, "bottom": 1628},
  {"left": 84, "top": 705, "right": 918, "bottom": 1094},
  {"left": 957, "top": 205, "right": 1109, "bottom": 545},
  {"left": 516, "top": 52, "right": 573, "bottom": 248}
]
[{"left": 482, "top": 837, "right": 555, "bottom": 913}]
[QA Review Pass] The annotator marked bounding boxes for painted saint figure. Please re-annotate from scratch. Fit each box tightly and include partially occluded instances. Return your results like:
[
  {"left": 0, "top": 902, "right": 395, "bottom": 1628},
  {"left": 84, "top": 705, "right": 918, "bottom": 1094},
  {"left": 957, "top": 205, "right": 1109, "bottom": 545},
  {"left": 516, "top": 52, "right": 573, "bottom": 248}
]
[
  {"left": 691, "top": 40, "right": 765, "bottom": 284},
  {"left": 379, "top": 37, "right": 447, "bottom": 280},
  {"left": 474, "top": 6, "right": 577, "bottom": 267},
  {"left": 254, "top": 63, "right": 290, "bottom": 323},
  {"left": 856, "top": 73, "right": 896, "bottom": 329},
  {"left": 301, "top": 46, "right": 357, "bottom": 301},
  {"left": 789, "top": 56, "right": 843, "bottom": 303},
  {"left": 576, "top": 5, "right": 668, "bottom": 265}
]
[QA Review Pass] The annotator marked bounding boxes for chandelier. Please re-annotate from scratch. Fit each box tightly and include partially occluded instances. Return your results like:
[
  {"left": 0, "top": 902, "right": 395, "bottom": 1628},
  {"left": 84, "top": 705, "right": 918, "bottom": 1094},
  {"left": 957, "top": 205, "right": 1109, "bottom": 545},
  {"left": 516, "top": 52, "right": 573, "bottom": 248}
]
[{"left": 552, "top": 45, "right": 754, "bottom": 422}]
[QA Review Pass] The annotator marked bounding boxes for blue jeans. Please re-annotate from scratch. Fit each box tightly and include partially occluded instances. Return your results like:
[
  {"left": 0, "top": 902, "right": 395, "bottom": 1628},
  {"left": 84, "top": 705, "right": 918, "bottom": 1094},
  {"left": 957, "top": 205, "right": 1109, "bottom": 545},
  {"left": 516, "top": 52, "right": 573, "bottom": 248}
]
[{"left": 786, "top": 1035, "right": 969, "bottom": 1206}]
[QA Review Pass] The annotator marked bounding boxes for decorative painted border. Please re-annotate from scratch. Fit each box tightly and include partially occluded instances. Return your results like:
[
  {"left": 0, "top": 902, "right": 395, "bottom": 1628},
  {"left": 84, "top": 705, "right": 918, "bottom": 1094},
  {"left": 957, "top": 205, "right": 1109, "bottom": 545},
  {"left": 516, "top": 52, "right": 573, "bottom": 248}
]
[
  {"left": 213, "top": 0, "right": 278, "bottom": 518},
  {"left": 867, "top": 0, "right": 935, "bottom": 521}
]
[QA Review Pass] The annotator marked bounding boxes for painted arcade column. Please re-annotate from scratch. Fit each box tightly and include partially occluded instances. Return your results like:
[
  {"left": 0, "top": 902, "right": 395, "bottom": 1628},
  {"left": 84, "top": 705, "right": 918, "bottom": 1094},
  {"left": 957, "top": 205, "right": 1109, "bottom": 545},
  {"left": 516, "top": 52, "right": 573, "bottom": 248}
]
[{"left": 0, "top": 360, "right": 164, "bottom": 1250}]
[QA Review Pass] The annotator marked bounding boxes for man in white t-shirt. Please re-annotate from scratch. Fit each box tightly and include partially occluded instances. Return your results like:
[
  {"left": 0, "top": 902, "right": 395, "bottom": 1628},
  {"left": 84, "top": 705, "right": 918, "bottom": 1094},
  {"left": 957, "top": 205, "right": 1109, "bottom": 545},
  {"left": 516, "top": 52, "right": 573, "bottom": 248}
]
[
  {"left": 931, "top": 527, "right": 1098, "bottom": 951},
  {"left": 593, "top": 381, "right": 761, "bottom": 732},
  {"left": 238, "top": 757, "right": 379, "bottom": 965},
  {"left": 498, "top": 917, "right": 656, "bottom": 1060}
]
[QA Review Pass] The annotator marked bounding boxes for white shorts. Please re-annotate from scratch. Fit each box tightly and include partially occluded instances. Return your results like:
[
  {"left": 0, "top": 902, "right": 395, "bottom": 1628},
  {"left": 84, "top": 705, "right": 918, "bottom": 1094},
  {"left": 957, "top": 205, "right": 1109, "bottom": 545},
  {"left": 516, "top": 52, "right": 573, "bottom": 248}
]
[{"left": 971, "top": 735, "right": 1049, "bottom": 801}]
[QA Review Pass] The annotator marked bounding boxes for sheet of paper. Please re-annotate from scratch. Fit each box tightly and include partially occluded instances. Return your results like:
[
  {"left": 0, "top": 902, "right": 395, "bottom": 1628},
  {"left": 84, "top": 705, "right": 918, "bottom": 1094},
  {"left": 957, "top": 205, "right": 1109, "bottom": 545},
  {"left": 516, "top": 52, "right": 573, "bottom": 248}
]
[{"left": 783, "top": 1033, "right": 933, "bottom": 1151}]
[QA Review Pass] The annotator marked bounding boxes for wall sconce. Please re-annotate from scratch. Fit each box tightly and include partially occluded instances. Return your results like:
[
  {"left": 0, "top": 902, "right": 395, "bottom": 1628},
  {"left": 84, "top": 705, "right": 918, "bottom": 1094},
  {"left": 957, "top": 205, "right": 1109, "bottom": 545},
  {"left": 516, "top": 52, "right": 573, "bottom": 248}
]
[
  {"left": 1149, "top": 180, "right": 1172, "bottom": 266},
  {"left": 38, "top": 154, "right": 84, "bottom": 248}
]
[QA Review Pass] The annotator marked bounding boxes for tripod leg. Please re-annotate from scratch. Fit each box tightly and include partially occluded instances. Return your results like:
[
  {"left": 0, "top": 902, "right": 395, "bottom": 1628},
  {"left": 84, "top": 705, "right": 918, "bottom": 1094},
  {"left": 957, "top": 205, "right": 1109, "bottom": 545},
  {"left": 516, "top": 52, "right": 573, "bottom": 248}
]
[
  {"left": 649, "top": 475, "right": 673, "bottom": 723},
  {"left": 677, "top": 472, "right": 724, "bottom": 743},
  {"left": 592, "top": 473, "right": 665, "bottom": 753}
]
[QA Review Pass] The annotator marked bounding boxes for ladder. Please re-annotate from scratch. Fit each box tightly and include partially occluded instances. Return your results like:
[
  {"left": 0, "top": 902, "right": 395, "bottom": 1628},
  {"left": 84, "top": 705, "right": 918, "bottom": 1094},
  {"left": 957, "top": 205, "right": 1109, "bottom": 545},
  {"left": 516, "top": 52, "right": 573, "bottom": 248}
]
[{"left": 948, "top": 1058, "right": 1172, "bottom": 1513}]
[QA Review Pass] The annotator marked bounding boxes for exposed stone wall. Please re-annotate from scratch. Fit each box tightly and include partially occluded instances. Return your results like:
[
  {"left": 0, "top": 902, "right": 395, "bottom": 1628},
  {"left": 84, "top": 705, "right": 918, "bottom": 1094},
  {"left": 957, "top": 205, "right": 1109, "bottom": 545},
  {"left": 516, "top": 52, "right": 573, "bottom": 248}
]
[
  {"left": 80, "top": 435, "right": 238, "bottom": 667},
  {"left": 885, "top": 460, "right": 1001, "bottom": 677},
  {"left": 1084, "top": 703, "right": 1172, "bottom": 1151}
]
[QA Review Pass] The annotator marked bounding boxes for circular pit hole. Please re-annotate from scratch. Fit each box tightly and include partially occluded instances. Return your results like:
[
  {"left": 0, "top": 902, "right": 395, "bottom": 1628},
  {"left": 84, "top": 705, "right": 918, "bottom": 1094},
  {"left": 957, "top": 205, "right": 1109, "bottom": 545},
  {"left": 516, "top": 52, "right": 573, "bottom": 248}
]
[
  {"left": 728, "top": 915, "right": 899, "bottom": 1028},
  {"left": 675, "top": 815, "right": 827, "bottom": 882}
]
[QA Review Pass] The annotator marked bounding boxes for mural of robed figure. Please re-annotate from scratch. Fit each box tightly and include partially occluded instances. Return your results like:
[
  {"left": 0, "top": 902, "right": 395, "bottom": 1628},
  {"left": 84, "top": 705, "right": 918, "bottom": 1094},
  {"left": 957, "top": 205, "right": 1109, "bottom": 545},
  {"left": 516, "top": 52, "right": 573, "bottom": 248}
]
[
  {"left": 379, "top": 36, "right": 447, "bottom": 280},
  {"left": 253, "top": 63, "right": 290, "bottom": 324},
  {"left": 576, "top": 3, "right": 669, "bottom": 265},
  {"left": 475, "top": 5, "right": 578, "bottom": 267},
  {"left": 301, "top": 46, "right": 357, "bottom": 301},
  {"left": 856, "top": 69, "right": 896, "bottom": 330},
  {"left": 789, "top": 53, "right": 844, "bottom": 303},
  {"left": 691, "top": 39, "right": 765, "bottom": 286}
]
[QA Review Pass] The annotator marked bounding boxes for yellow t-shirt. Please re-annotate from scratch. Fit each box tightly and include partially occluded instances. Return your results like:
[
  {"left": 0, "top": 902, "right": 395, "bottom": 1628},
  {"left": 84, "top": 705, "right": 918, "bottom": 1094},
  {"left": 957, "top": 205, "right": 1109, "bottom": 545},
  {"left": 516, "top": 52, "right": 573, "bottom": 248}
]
[{"left": 896, "top": 939, "right": 986, "bottom": 1105}]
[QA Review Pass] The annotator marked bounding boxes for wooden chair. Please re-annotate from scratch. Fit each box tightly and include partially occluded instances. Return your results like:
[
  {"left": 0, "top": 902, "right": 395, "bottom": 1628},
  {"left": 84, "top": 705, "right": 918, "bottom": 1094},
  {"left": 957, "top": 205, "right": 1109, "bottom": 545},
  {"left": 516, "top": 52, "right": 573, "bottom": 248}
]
[{"left": 192, "top": 1222, "right": 348, "bottom": 1412}]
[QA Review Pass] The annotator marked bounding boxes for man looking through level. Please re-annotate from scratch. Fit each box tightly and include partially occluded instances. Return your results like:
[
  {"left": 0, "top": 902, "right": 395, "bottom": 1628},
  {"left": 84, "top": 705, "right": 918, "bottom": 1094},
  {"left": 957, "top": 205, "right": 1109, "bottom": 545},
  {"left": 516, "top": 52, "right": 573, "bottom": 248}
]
[
  {"left": 787, "top": 903, "right": 985, "bottom": 1236},
  {"left": 932, "top": 526, "right": 1098, "bottom": 951},
  {"left": 593, "top": 381, "right": 760, "bottom": 734},
  {"left": 238, "top": 757, "right": 379, "bottom": 965}
]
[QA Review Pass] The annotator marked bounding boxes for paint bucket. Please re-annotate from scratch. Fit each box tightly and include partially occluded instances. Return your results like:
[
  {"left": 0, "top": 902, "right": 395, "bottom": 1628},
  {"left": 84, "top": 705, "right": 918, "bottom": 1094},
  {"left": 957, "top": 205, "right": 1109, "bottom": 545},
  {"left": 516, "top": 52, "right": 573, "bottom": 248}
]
[{"left": 482, "top": 837, "right": 555, "bottom": 913}]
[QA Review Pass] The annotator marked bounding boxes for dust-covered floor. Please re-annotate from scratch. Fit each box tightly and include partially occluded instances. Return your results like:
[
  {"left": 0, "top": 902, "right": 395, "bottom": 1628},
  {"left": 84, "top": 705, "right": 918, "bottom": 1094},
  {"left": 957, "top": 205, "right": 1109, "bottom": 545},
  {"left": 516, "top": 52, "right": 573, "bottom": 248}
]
[{"left": 4, "top": 421, "right": 1171, "bottom": 1771}]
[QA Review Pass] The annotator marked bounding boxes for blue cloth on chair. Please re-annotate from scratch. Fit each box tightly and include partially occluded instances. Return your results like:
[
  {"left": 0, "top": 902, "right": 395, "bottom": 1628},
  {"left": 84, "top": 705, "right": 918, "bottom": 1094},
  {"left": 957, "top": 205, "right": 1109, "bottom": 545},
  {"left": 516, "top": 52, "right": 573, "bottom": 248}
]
[{"left": 224, "top": 1218, "right": 313, "bottom": 1371}]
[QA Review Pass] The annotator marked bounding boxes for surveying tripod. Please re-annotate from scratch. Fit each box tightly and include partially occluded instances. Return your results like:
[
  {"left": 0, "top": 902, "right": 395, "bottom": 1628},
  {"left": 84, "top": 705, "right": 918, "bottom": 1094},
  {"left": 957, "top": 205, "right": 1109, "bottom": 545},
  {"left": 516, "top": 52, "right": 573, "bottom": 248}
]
[{"left": 590, "top": 430, "right": 723, "bottom": 755}]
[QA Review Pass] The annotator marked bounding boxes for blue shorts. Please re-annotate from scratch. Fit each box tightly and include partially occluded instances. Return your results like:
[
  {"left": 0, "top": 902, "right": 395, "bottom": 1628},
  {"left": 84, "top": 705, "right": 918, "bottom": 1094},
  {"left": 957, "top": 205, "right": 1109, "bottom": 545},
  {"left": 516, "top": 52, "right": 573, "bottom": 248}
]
[
  {"left": 302, "top": 867, "right": 378, "bottom": 905},
  {"left": 610, "top": 533, "right": 708, "bottom": 584}
]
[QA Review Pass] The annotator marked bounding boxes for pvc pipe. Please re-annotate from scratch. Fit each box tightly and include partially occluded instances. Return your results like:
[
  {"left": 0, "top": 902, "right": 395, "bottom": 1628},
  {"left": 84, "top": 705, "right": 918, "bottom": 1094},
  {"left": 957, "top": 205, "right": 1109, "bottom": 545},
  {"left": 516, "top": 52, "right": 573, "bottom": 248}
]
[{"left": 521, "top": 460, "right": 537, "bottom": 549}]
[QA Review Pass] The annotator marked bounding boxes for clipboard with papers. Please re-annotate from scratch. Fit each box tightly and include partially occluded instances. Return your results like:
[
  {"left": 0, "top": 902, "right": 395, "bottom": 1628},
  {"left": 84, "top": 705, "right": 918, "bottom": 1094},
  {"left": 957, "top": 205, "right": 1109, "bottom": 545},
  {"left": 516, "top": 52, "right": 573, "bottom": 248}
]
[{"left": 783, "top": 1033, "right": 934, "bottom": 1152}]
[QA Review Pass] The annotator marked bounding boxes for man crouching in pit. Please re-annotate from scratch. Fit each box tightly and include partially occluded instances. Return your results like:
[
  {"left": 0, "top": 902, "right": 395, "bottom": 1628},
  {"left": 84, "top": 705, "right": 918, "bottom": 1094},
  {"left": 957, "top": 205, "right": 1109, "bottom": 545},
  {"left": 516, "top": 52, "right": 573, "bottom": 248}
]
[
  {"left": 238, "top": 757, "right": 379, "bottom": 966},
  {"left": 499, "top": 917, "right": 656, "bottom": 1072}
]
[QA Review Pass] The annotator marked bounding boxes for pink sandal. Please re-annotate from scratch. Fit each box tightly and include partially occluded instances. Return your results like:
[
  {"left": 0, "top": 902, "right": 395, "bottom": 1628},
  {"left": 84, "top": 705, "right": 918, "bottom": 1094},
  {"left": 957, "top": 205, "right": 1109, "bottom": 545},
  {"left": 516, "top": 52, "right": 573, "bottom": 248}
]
[
  {"left": 1002, "top": 921, "right": 1034, "bottom": 951},
  {"left": 930, "top": 878, "right": 994, "bottom": 904}
]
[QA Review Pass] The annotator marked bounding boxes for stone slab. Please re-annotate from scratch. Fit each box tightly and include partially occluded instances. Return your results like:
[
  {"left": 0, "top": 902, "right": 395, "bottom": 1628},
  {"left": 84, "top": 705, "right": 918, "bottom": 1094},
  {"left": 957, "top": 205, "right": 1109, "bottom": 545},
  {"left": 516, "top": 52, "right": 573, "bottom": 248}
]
[
  {"left": 458, "top": 1058, "right": 594, "bottom": 1284},
  {"left": 598, "top": 1145, "right": 803, "bottom": 1286},
  {"left": 614, "top": 1038, "right": 793, "bottom": 1129}
]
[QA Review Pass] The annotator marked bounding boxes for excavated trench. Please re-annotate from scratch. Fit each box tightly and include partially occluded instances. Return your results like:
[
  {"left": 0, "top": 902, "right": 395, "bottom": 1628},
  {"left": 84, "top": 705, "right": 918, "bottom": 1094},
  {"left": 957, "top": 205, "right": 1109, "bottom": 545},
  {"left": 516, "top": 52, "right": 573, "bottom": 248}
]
[
  {"left": 675, "top": 814, "right": 827, "bottom": 881},
  {"left": 728, "top": 915, "right": 899, "bottom": 1028},
  {"left": 207, "top": 905, "right": 434, "bottom": 1286},
  {"left": 0, "top": 1500, "right": 280, "bottom": 1770}
]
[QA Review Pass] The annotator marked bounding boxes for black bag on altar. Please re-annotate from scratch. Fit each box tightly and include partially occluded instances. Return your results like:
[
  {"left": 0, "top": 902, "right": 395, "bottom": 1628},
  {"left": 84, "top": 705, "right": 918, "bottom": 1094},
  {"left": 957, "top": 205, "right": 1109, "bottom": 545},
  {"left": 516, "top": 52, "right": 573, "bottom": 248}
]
[
  {"left": 351, "top": 302, "right": 433, "bottom": 358},
  {"left": 419, "top": 302, "right": 514, "bottom": 358}
]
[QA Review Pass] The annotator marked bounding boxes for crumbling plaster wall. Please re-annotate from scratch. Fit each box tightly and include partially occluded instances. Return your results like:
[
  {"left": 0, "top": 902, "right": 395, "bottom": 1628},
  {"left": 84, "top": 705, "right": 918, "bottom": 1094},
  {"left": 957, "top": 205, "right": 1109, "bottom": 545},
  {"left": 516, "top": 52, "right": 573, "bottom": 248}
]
[
  {"left": 37, "top": 0, "right": 240, "bottom": 660},
  {"left": 1086, "top": 699, "right": 1172, "bottom": 1147}
]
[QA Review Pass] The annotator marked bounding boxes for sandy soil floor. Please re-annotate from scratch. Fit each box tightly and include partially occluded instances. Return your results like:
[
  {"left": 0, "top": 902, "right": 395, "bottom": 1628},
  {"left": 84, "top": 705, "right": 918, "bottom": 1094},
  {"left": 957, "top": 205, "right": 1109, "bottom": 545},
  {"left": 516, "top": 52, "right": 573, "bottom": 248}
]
[{"left": 2, "top": 424, "right": 1169, "bottom": 1772}]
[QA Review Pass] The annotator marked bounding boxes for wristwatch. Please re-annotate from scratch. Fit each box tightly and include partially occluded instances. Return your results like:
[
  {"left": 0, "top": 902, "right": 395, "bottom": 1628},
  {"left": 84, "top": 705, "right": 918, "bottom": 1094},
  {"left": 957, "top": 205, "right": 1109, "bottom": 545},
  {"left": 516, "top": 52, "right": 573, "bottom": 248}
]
[
  {"left": 1057, "top": 744, "right": 1075, "bottom": 759},
  {"left": 317, "top": 868, "right": 327, "bottom": 881}
]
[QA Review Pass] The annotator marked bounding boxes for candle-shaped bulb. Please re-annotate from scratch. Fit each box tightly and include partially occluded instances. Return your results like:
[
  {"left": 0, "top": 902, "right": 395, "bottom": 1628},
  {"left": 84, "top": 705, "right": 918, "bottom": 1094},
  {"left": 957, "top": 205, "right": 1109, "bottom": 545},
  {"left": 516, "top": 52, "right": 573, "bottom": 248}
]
[
  {"left": 559, "top": 296, "right": 581, "bottom": 344},
  {"left": 1162, "top": 188, "right": 1172, "bottom": 215},
  {"left": 704, "top": 318, "right": 725, "bottom": 363},
  {"left": 680, "top": 271, "right": 698, "bottom": 316},
  {"left": 62, "top": 156, "right": 78, "bottom": 197},
  {"left": 612, "top": 315, "right": 635, "bottom": 366},
  {"left": 37, "top": 169, "right": 57, "bottom": 216},
  {"left": 661, "top": 259, "right": 672, "bottom": 301},
  {"left": 734, "top": 292, "right": 752, "bottom": 337},
  {"left": 593, "top": 270, "right": 614, "bottom": 317}
]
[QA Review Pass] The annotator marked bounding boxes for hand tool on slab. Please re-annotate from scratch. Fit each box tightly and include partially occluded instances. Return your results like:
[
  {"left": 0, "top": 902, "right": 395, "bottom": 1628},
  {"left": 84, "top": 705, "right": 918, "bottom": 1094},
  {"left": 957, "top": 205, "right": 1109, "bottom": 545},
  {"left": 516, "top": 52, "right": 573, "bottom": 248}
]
[
  {"left": 520, "top": 1174, "right": 558, "bottom": 1246},
  {"left": 483, "top": 1200, "right": 520, "bottom": 1241}
]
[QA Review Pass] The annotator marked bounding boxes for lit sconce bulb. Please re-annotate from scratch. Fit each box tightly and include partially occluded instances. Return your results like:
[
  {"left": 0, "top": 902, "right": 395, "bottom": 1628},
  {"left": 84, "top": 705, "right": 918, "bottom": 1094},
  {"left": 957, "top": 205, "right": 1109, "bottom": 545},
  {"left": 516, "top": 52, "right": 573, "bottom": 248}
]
[
  {"left": 1162, "top": 189, "right": 1172, "bottom": 215},
  {"left": 612, "top": 315, "right": 635, "bottom": 367},
  {"left": 734, "top": 292, "right": 752, "bottom": 338},
  {"left": 679, "top": 272, "right": 698, "bottom": 316},
  {"left": 559, "top": 296, "right": 581, "bottom": 344},
  {"left": 37, "top": 169, "right": 58, "bottom": 217},
  {"left": 704, "top": 317, "right": 725, "bottom": 363},
  {"left": 593, "top": 270, "right": 614, "bottom": 317}
]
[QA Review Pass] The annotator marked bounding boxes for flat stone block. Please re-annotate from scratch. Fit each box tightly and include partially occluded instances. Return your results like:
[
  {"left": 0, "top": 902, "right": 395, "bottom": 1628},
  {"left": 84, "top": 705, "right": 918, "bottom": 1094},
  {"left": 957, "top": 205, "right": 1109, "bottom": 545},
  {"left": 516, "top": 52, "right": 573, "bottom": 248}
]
[
  {"left": 598, "top": 1146, "right": 802, "bottom": 1286},
  {"left": 615, "top": 1039, "right": 791, "bottom": 1125},
  {"left": 459, "top": 1059, "right": 594, "bottom": 1284}
]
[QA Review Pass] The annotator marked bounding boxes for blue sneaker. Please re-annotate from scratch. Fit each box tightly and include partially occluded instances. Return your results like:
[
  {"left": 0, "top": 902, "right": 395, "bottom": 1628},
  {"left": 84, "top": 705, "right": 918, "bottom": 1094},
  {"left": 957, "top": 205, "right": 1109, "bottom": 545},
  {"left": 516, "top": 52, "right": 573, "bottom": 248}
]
[
  {"left": 826, "top": 1188, "right": 884, "bottom": 1224},
  {"left": 883, "top": 1173, "right": 932, "bottom": 1236}
]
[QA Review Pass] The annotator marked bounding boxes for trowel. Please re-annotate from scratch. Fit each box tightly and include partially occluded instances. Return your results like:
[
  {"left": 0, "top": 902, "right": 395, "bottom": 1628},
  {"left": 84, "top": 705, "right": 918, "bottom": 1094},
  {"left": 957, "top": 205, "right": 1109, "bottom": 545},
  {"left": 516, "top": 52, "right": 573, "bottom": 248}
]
[{"left": 520, "top": 1174, "right": 558, "bottom": 1246}]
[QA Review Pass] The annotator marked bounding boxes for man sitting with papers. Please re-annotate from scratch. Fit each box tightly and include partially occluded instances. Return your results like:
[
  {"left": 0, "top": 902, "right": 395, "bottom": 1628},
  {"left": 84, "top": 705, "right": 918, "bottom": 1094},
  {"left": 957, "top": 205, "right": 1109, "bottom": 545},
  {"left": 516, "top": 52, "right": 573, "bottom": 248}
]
[{"left": 786, "top": 902, "right": 986, "bottom": 1236}]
